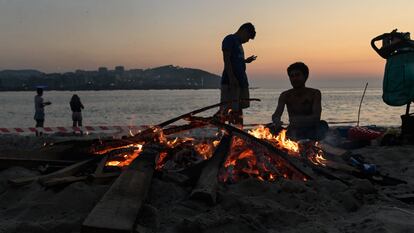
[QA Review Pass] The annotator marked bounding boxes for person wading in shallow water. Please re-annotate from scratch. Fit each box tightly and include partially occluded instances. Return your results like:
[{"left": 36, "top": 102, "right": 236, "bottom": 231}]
[
  {"left": 70, "top": 94, "right": 84, "bottom": 135},
  {"left": 215, "top": 22, "right": 257, "bottom": 129},
  {"left": 271, "top": 62, "right": 328, "bottom": 140},
  {"left": 34, "top": 87, "right": 51, "bottom": 136}
]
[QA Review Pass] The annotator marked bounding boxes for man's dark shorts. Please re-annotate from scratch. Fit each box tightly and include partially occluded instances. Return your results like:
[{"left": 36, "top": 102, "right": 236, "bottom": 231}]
[
  {"left": 35, "top": 119, "right": 44, "bottom": 127},
  {"left": 220, "top": 84, "right": 250, "bottom": 112}
]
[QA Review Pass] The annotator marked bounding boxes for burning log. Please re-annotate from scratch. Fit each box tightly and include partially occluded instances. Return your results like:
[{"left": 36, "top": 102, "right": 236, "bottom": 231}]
[
  {"left": 90, "top": 123, "right": 209, "bottom": 158},
  {"left": 81, "top": 149, "right": 157, "bottom": 233},
  {"left": 190, "top": 134, "right": 231, "bottom": 205},
  {"left": 207, "top": 120, "right": 313, "bottom": 181}
]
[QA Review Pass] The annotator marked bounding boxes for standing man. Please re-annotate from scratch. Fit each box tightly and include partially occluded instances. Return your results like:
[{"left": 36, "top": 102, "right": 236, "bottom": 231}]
[
  {"left": 34, "top": 87, "right": 51, "bottom": 136},
  {"left": 216, "top": 22, "right": 257, "bottom": 128}
]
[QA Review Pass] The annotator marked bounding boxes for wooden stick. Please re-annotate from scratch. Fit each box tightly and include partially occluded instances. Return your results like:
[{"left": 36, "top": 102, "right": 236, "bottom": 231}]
[
  {"left": 81, "top": 150, "right": 156, "bottom": 233},
  {"left": 244, "top": 121, "right": 358, "bottom": 127},
  {"left": 190, "top": 134, "right": 231, "bottom": 205},
  {"left": 128, "top": 99, "right": 261, "bottom": 142},
  {"left": 9, "top": 158, "right": 96, "bottom": 186}
]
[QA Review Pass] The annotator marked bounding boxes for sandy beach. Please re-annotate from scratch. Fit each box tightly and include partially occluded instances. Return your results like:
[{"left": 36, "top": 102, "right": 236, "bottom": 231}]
[{"left": 0, "top": 130, "right": 413, "bottom": 233}]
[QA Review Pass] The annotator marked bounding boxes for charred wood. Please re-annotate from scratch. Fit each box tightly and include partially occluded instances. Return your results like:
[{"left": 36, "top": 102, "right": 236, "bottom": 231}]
[
  {"left": 190, "top": 134, "right": 231, "bottom": 205},
  {"left": 81, "top": 150, "right": 157, "bottom": 233}
]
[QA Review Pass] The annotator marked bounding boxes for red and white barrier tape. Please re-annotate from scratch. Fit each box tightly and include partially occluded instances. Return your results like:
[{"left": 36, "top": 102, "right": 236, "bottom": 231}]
[{"left": 0, "top": 126, "right": 147, "bottom": 135}]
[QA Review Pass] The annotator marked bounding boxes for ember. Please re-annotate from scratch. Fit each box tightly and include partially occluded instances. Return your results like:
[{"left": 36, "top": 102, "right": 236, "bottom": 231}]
[
  {"left": 218, "top": 125, "right": 328, "bottom": 183},
  {"left": 220, "top": 134, "right": 308, "bottom": 183}
]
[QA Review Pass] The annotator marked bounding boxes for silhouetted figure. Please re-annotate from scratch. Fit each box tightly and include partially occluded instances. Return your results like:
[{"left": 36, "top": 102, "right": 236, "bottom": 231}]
[
  {"left": 271, "top": 62, "right": 328, "bottom": 140},
  {"left": 70, "top": 94, "right": 84, "bottom": 131},
  {"left": 215, "top": 22, "right": 257, "bottom": 128},
  {"left": 34, "top": 88, "right": 51, "bottom": 136}
]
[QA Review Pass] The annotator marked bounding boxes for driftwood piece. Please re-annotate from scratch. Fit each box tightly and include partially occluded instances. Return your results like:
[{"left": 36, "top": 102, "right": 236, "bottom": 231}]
[
  {"left": 0, "top": 157, "right": 75, "bottom": 170},
  {"left": 190, "top": 134, "right": 231, "bottom": 205},
  {"left": 42, "top": 175, "right": 88, "bottom": 187},
  {"left": 41, "top": 172, "right": 121, "bottom": 187},
  {"left": 89, "top": 172, "right": 121, "bottom": 184},
  {"left": 8, "top": 158, "right": 96, "bottom": 186},
  {"left": 81, "top": 150, "right": 157, "bottom": 233}
]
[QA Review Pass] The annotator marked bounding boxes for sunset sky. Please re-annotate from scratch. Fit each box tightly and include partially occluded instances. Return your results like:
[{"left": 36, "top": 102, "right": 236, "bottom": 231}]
[{"left": 0, "top": 0, "right": 413, "bottom": 82}]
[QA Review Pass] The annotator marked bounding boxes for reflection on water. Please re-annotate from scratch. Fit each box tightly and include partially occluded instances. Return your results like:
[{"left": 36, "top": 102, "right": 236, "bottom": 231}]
[{"left": 0, "top": 88, "right": 407, "bottom": 127}]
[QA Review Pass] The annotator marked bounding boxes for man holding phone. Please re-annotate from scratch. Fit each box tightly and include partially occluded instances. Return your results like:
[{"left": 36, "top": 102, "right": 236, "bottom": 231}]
[{"left": 216, "top": 22, "right": 257, "bottom": 128}]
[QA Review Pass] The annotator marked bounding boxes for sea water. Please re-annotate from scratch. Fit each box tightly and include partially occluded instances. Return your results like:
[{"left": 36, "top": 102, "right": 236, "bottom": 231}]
[{"left": 0, "top": 88, "right": 407, "bottom": 128}]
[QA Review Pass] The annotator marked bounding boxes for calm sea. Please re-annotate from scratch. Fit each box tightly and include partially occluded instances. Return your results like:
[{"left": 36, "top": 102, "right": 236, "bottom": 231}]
[{"left": 0, "top": 88, "right": 408, "bottom": 128}]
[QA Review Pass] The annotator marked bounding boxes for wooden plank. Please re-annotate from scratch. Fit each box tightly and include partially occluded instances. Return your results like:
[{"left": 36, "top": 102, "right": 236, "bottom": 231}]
[
  {"left": 41, "top": 175, "right": 87, "bottom": 187},
  {"left": 190, "top": 135, "right": 231, "bottom": 205},
  {"left": 319, "top": 143, "right": 349, "bottom": 157},
  {"left": 42, "top": 172, "right": 120, "bottom": 187},
  {"left": 8, "top": 158, "right": 96, "bottom": 186},
  {"left": 90, "top": 172, "right": 121, "bottom": 185},
  {"left": 0, "top": 157, "right": 75, "bottom": 170},
  {"left": 82, "top": 150, "right": 157, "bottom": 233}
]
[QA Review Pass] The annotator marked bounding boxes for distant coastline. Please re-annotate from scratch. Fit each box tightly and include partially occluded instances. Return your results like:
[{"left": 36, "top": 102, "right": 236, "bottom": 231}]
[{"left": 0, "top": 65, "right": 221, "bottom": 91}]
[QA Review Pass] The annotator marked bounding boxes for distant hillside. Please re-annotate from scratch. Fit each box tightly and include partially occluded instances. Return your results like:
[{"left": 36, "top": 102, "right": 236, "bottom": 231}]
[{"left": 0, "top": 65, "right": 221, "bottom": 91}]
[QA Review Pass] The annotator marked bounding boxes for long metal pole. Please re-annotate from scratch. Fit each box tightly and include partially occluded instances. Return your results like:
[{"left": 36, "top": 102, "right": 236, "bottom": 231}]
[{"left": 357, "top": 83, "right": 369, "bottom": 127}]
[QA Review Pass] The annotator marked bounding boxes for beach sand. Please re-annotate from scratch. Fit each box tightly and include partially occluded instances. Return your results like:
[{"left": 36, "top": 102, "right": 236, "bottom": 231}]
[{"left": 0, "top": 133, "right": 413, "bottom": 233}]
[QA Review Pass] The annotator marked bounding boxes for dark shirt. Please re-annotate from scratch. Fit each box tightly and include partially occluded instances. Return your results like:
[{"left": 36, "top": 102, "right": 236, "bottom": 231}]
[
  {"left": 221, "top": 34, "right": 248, "bottom": 88},
  {"left": 34, "top": 95, "right": 44, "bottom": 120},
  {"left": 70, "top": 101, "right": 84, "bottom": 112}
]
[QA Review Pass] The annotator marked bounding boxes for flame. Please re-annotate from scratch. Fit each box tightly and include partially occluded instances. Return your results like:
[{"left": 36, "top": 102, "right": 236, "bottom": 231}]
[
  {"left": 107, "top": 161, "right": 121, "bottom": 166},
  {"left": 220, "top": 126, "right": 324, "bottom": 183},
  {"left": 307, "top": 143, "right": 327, "bottom": 166},
  {"left": 94, "top": 143, "right": 143, "bottom": 155},
  {"left": 105, "top": 144, "right": 144, "bottom": 167},
  {"left": 248, "top": 126, "right": 299, "bottom": 153}
]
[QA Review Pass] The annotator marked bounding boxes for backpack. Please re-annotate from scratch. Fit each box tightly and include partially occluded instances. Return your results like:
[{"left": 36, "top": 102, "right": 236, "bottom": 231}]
[
  {"left": 383, "top": 52, "right": 414, "bottom": 106},
  {"left": 371, "top": 30, "right": 414, "bottom": 106}
]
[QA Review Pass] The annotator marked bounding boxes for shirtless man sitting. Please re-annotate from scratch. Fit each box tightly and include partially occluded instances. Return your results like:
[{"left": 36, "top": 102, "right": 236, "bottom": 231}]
[{"left": 271, "top": 62, "right": 328, "bottom": 140}]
